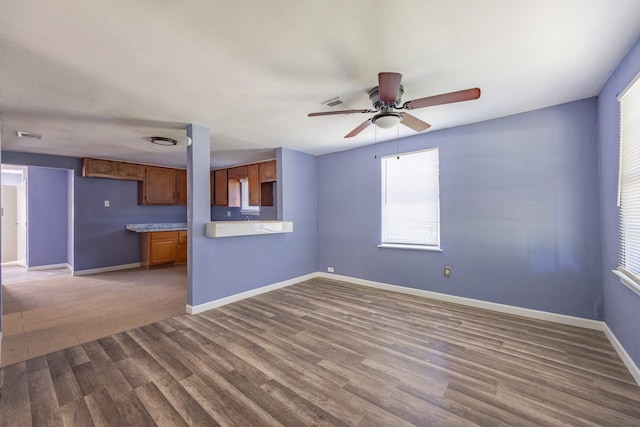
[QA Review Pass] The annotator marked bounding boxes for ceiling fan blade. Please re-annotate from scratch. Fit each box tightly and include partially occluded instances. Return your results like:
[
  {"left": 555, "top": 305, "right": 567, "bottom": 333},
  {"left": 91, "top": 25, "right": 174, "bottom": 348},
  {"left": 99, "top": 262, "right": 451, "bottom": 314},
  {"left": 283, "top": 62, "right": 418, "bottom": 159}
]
[
  {"left": 404, "top": 87, "right": 481, "bottom": 110},
  {"left": 344, "top": 119, "right": 373, "bottom": 138},
  {"left": 308, "top": 109, "right": 376, "bottom": 117},
  {"left": 401, "top": 113, "right": 431, "bottom": 132},
  {"left": 378, "top": 72, "right": 402, "bottom": 103}
]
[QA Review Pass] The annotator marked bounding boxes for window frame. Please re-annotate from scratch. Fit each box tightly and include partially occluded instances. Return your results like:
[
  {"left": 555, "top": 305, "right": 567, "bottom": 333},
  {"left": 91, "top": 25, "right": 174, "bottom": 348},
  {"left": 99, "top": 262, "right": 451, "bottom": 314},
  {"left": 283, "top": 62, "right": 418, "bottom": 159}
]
[
  {"left": 378, "top": 148, "right": 442, "bottom": 252},
  {"left": 614, "top": 71, "right": 640, "bottom": 296}
]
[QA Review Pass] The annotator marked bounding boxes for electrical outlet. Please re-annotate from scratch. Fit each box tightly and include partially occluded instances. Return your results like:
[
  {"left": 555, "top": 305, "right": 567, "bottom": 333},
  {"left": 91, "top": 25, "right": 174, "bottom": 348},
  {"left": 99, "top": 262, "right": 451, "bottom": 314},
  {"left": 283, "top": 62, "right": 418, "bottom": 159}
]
[
  {"left": 444, "top": 266, "right": 452, "bottom": 277},
  {"left": 327, "top": 267, "right": 334, "bottom": 273},
  {"left": 104, "top": 200, "right": 110, "bottom": 208},
  {"left": 227, "top": 211, "right": 231, "bottom": 217}
]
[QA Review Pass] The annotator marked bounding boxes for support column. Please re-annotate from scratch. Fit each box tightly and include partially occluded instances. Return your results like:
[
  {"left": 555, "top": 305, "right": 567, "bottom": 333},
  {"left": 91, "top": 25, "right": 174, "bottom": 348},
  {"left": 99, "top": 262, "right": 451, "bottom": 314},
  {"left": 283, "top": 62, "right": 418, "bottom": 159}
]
[{"left": 186, "top": 124, "right": 210, "bottom": 307}]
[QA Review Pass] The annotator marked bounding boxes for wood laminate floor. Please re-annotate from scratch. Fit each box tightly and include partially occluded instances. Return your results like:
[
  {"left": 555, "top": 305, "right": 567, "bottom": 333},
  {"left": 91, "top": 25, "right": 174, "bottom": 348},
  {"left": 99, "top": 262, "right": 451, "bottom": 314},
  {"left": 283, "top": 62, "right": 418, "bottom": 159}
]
[
  {"left": 1, "top": 265, "right": 72, "bottom": 285},
  {"left": 1, "top": 277, "right": 640, "bottom": 426},
  {"left": 2, "top": 266, "right": 186, "bottom": 366}
]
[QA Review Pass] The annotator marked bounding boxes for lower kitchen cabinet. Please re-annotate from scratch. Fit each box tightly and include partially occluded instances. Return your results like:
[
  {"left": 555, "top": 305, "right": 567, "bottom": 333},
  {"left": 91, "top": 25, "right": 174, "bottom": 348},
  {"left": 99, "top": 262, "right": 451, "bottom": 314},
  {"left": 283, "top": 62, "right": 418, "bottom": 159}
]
[
  {"left": 141, "top": 231, "right": 187, "bottom": 268},
  {"left": 176, "top": 230, "right": 187, "bottom": 264}
]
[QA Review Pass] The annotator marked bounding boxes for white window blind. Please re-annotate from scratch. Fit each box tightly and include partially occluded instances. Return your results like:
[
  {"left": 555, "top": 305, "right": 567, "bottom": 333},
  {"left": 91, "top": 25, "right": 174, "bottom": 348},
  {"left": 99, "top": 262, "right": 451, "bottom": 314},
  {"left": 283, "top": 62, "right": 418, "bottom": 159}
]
[
  {"left": 618, "top": 74, "right": 640, "bottom": 285},
  {"left": 381, "top": 148, "right": 440, "bottom": 248}
]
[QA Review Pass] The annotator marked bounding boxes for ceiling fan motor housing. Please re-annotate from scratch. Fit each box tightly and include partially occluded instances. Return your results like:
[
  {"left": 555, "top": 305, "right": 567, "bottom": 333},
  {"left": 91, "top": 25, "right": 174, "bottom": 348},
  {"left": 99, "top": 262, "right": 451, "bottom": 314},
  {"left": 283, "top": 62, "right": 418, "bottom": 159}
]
[{"left": 369, "top": 85, "right": 404, "bottom": 109}]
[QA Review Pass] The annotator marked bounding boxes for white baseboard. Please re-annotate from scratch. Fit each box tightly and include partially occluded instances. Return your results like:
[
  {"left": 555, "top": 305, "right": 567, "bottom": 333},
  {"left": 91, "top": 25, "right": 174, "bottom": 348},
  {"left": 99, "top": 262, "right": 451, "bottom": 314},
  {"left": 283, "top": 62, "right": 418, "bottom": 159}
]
[
  {"left": 1, "top": 261, "right": 18, "bottom": 267},
  {"left": 72, "top": 262, "right": 141, "bottom": 276},
  {"left": 27, "top": 263, "right": 71, "bottom": 271},
  {"left": 187, "top": 272, "right": 318, "bottom": 314},
  {"left": 318, "top": 272, "right": 604, "bottom": 331},
  {"left": 603, "top": 324, "right": 640, "bottom": 386}
]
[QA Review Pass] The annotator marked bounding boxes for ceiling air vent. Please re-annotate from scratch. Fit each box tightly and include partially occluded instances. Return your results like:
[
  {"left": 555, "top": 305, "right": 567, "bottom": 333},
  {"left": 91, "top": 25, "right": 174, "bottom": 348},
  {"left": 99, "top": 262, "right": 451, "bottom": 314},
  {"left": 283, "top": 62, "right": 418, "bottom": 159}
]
[
  {"left": 322, "top": 97, "right": 343, "bottom": 108},
  {"left": 16, "top": 131, "right": 42, "bottom": 140}
]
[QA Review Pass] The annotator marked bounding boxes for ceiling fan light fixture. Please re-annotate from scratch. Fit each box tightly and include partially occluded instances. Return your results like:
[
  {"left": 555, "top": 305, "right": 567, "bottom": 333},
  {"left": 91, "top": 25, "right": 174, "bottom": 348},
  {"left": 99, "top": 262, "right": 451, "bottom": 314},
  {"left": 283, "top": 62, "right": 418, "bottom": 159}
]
[
  {"left": 372, "top": 113, "right": 402, "bottom": 129},
  {"left": 147, "top": 136, "right": 178, "bottom": 146}
]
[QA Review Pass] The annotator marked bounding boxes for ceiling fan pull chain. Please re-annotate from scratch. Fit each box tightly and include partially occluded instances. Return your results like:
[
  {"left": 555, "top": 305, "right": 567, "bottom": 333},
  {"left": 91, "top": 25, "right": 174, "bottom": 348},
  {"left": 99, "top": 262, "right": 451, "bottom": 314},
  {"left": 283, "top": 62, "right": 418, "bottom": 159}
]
[
  {"left": 374, "top": 125, "right": 378, "bottom": 159},
  {"left": 396, "top": 124, "right": 400, "bottom": 159}
]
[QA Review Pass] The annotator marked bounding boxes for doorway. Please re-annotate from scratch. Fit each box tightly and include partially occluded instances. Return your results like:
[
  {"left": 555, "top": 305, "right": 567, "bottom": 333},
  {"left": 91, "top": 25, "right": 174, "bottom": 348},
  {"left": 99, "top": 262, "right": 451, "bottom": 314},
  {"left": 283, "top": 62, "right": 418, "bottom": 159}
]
[
  {"left": 1, "top": 165, "right": 73, "bottom": 282},
  {"left": 1, "top": 166, "right": 27, "bottom": 269}
]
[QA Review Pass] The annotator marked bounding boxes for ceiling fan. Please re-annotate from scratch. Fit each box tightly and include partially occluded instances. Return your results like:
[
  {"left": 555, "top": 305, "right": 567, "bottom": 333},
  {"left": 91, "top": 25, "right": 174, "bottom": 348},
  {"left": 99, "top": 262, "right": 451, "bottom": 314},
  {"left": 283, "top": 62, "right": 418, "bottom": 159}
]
[{"left": 308, "top": 72, "right": 481, "bottom": 138}]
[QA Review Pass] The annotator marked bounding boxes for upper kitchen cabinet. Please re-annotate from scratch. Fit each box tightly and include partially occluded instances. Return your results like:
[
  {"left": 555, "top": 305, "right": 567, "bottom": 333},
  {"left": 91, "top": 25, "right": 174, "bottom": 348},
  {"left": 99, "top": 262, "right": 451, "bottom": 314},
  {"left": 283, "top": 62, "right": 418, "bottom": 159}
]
[
  {"left": 118, "top": 162, "right": 145, "bottom": 180},
  {"left": 212, "top": 159, "right": 277, "bottom": 208},
  {"left": 139, "top": 166, "right": 178, "bottom": 205},
  {"left": 259, "top": 160, "right": 277, "bottom": 182},
  {"left": 176, "top": 169, "right": 188, "bottom": 205},
  {"left": 82, "top": 158, "right": 146, "bottom": 180},
  {"left": 210, "top": 171, "right": 215, "bottom": 206},
  {"left": 228, "top": 165, "right": 248, "bottom": 180},
  {"left": 213, "top": 169, "right": 229, "bottom": 206},
  {"left": 82, "top": 158, "right": 119, "bottom": 178},
  {"left": 248, "top": 163, "right": 261, "bottom": 206}
]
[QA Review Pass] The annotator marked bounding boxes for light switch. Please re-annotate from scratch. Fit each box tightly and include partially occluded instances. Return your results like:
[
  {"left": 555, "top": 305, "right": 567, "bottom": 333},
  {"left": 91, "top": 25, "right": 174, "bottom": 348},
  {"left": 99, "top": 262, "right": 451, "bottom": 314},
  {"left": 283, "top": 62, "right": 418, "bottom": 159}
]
[{"left": 104, "top": 200, "right": 110, "bottom": 208}]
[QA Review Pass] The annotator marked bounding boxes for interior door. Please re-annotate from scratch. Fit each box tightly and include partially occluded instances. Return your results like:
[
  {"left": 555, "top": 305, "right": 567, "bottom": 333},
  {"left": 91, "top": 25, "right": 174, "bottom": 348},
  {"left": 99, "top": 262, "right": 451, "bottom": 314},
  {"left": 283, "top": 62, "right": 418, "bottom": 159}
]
[{"left": 16, "top": 178, "right": 27, "bottom": 267}]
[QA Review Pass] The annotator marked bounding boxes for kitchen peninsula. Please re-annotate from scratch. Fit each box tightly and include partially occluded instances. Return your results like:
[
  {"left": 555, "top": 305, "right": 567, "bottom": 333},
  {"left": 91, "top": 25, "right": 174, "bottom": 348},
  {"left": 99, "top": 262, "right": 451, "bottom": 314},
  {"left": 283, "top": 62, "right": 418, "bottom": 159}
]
[{"left": 126, "top": 220, "right": 293, "bottom": 267}]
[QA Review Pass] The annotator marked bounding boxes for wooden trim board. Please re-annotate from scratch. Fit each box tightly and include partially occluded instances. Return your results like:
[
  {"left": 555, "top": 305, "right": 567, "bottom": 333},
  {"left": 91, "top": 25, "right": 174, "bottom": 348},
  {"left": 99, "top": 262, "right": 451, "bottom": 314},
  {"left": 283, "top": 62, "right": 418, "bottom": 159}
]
[
  {"left": 318, "top": 272, "right": 603, "bottom": 330},
  {"left": 604, "top": 323, "right": 640, "bottom": 386},
  {"left": 186, "top": 273, "right": 318, "bottom": 314},
  {"left": 72, "top": 262, "right": 141, "bottom": 276},
  {"left": 27, "top": 263, "right": 71, "bottom": 271}
]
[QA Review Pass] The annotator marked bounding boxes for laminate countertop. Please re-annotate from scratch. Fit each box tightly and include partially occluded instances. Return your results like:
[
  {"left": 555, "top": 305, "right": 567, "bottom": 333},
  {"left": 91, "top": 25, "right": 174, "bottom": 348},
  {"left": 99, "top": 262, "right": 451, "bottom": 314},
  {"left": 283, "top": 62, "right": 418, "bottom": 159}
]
[{"left": 125, "top": 223, "right": 187, "bottom": 232}]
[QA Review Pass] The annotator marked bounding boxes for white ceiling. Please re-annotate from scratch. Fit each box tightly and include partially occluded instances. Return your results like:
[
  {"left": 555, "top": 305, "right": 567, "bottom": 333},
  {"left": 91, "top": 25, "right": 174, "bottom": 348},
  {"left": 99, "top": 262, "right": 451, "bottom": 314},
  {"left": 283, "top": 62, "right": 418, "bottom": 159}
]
[{"left": 1, "top": 1, "right": 639, "bottom": 169}]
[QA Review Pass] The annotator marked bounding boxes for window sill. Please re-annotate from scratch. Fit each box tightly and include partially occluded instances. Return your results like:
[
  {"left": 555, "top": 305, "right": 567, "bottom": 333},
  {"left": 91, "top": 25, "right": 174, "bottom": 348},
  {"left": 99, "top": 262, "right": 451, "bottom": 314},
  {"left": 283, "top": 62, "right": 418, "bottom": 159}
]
[
  {"left": 612, "top": 269, "right": 640, "bottom": 297},
  {"left": 377, "top": 243, "right": 443, "bottom": 252}
]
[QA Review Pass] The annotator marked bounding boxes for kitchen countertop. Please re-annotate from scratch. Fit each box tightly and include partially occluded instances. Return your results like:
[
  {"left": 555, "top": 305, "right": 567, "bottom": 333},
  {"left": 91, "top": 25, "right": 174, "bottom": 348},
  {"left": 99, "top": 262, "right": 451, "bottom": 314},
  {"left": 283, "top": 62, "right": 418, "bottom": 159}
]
[
  {"left": 206, "top": 220, "right": 293, "bottom": 237},
  {"left": 125, "top": 223, "right": 187, "bottom": 232}
]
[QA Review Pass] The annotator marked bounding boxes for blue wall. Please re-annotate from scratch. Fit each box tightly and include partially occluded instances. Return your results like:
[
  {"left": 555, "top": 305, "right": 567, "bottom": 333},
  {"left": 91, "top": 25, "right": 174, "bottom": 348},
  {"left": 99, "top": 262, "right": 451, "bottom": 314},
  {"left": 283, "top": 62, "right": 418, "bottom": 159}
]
[
  {"left": 190, "top": 147, "right": 318, "bottom": 306},
  {"left": 1, "top": 152, "right": 187, "bottom": 271},
  {"left": 27, "top": 167, "right": 70, "bottom": 267},
  {"left": 318, "top": 99, "right": 602, "bottom": 320},
  {"left": 598, "top": 36, "right": 640, "bottom": 368}
]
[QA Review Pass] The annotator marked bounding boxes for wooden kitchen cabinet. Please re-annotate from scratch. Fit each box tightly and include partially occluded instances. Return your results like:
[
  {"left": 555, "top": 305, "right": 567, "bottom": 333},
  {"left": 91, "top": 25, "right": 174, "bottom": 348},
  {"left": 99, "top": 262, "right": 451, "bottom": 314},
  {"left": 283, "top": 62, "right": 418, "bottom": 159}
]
[
  {"left": 259, "top": 160, "right": 277, "bottom": 182},
  {"left": 213, "top": 169, "right": 228, "bottom": 206},
  {"left": 212, "top": 160, "right": 276, "bottom": 207},
  {"left": 83, "top": 158, "right": 146, "bottom": 181},
  {"left": 176, "top": 169, "right": 188, "bottom": 205},
  {"left": 248, "top": 163, "right": 261, "bottom": 206},
  {"left": 228, "top": 165, "right": 248, "bottom": 180},
  {"left": 82, "top": 158, "right": 119, "bottom": 178},
  {"left": 139, "top": 166, "right": 177, "bottom": 205},
  {"left": 118, "top": 162, "right": 145, "bottom": 180},
  {"left": 176, "top": 231, "right": 187, "bottom": 264},
  {"left": 210, "top": 171, "right": 215, "bottom": 206},
  {"left": 141, "top": 231, "right": 179, "bottom": 268}
]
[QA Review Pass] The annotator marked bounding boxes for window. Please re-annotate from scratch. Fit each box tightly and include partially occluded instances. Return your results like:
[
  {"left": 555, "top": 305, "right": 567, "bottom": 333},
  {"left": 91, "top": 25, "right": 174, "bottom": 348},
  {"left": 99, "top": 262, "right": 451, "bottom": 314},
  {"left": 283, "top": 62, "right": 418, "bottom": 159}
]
[
  {"left": 239, "top": 178, "right": 260, "bottom": 215},
  {"left": 616, "top": 73, "right": 640, "bottom": 295},
  {"left": 380, "top": 148, "right": 441, "bottom": 251}
]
